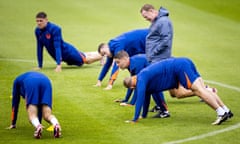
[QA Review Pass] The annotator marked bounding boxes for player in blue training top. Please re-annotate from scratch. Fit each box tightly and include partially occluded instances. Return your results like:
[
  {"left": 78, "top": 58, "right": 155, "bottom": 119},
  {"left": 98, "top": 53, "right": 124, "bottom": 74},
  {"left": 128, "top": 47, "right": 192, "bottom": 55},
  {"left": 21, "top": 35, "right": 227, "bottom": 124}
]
[
  {"left": 7, "top": 71, "right": 61, "bottom": 139},
  {"left": 123, "top": 57, "right": 233, "bottom": 125},
  {"left": 95, "top": 29, "right": 148, "bottom": 90},
  {"left": 35, "top": 12, "right": 103, "bottom": 72},
  {"left": 113, "top": 50, "right": 169, "bottom": 118}
]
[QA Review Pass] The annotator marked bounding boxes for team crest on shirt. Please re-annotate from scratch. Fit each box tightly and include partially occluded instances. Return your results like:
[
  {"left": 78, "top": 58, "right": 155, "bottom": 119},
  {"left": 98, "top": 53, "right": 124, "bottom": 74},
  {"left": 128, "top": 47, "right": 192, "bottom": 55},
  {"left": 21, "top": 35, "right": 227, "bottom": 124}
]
[{"left": 46, "top": 33, "right": 51, "bottom": 39}]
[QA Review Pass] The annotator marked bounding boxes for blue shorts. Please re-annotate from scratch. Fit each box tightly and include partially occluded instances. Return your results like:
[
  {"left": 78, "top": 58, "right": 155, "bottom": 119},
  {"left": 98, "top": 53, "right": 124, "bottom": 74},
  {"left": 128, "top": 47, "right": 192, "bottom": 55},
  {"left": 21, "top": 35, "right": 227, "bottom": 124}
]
[
  {"left": 65, "top": 51, "right": 86, "bottom": 66},
  {"left": 174, "top": 58, "right": 200, "bottom": 89},
  {"left": 24, "top": 76, "right": 52, "bottom": 108}
]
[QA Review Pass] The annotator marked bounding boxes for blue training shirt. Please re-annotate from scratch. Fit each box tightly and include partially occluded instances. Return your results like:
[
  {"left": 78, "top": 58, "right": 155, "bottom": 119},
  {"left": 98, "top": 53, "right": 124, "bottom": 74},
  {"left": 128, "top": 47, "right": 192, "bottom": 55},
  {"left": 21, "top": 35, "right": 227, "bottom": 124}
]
[
  {"left": 98, "top": 29, "right": 149, "bottom": 84},
  {"left": 35, "top": 22, "right": 83, "bottom": 67},
  {"left": 11, "top": 71, "right": 52, "bottom": 126},
  {"left": 133, "top": 57, "right": 200, "bottom": 121},
  {"left": 123, "top": 54, "right": 149, "bottom": 103}
]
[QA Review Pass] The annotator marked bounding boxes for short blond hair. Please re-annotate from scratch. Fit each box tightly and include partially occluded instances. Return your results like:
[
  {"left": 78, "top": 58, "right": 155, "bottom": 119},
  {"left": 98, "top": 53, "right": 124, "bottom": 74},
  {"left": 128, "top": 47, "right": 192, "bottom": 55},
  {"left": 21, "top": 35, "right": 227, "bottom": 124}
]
[
  {"left": 123, "top": 77, "right": 132, "bottom": 88},
  {"left": 114, "top": 50, "right": 129, "bottom": 59},
  {"left": 123, "top": 76, "right": 137, "bottom": 88}
]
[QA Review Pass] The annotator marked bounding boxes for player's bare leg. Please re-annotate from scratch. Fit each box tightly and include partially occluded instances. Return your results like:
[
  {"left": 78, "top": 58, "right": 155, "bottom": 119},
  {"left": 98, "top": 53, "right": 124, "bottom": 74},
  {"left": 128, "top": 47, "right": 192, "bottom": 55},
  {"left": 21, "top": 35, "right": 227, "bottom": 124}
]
[
  {"left": 42, "top": 105, "right": 61, "bottom": 138},
  {"left": 191, "top": 78, "right": 229, "bottom": 125},
  {"left": 198, "top": 78, "right": 224, "bottom": 106},
  {"left": 191, "top": 78, "right": 222, "bottom": 109},
  {"left": 169, "top": 85, "right": 194, "bottom": 98},
  {"left": 84, "top": 51, "right": 103, "bottom": 64},
  {"left": 27, "top": 105, "right": 42, "bottom": 139},
  {"left": 169, "top": 84, "right": 218, "bottom": 99}
]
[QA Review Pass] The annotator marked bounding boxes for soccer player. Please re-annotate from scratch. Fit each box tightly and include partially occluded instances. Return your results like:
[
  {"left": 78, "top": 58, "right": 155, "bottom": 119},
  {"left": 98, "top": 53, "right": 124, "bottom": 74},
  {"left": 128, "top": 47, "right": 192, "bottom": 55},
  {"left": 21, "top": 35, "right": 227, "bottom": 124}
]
[
  {"left": 35, "top": 12, "right": 103, "bottom": 72},
  {"left": 7, "top": 71, "right": 61, "bottom": 139},
  {"left": 95, "top": 29, "right": 148, "bottom": 90},
  {"left": 114, "top": 50, "right": 169, "bottom": 118},
  {"left": 123, "top": 57, "right": 233, "bottom": 125}
]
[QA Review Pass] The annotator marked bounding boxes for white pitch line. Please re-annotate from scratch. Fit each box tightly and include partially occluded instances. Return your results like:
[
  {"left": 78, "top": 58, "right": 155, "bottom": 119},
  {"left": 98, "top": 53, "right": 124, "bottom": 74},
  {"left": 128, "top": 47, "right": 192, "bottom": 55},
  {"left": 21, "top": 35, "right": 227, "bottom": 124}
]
[
  {"left": 0, "top": 58, "right": 35, "bottom": 63},
  {"left": 204, "top": 80, "right": 240, "bottom": 92},
  {"left": 1, "top": 57, "right": 239, "bottom": 143},
  {"left": 0, "top": 58, "right": 54, "bottom": 64},
  {"left": 163, "top": 123, "right": 240, "bottom": 144},
  {"left": 164, "top": 81, "right": 240, "bottom": 144}
]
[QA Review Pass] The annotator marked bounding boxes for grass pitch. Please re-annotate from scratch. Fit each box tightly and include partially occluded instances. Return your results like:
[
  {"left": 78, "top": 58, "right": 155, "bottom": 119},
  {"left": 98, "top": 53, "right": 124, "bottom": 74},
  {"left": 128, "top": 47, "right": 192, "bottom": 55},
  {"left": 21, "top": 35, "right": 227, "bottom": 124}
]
[{"left": 0, "top": 0, "right": 239, "bottom": 144}]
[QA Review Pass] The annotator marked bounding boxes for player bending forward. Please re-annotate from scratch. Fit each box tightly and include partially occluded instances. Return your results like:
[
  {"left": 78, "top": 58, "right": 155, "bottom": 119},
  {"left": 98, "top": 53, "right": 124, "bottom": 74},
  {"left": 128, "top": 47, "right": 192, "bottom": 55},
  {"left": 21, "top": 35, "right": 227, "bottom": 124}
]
[
  {"left": 124, "top": 57, "right": 233, "bottom": 125},
  {"left": 7, "top": 71, "right": 61, "bottom": 139}
]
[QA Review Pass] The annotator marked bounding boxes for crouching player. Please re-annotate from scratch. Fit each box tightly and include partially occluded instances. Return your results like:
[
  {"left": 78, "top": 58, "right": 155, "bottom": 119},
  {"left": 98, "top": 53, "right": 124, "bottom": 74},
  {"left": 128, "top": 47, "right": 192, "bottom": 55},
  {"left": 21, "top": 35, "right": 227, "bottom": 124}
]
[
  {"left": 124, "top": 57, "right": 233, "bottom": 125},
  {"left": 114, "top": 50, "right": 169, "bottom": 118},
  {"left": 7, "top": 71, "right": 61, "bottom": 139}
]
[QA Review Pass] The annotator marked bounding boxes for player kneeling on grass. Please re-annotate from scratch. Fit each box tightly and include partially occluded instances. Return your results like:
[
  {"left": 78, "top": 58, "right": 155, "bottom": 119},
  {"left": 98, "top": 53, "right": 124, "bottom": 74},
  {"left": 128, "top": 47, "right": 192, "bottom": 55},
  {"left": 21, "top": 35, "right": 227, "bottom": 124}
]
[
  {"left": 7, "top": 71, "right": 61, "bottom": 139},
  {"left": 123, "top": 57, "right": 233, "bottom": 125}
]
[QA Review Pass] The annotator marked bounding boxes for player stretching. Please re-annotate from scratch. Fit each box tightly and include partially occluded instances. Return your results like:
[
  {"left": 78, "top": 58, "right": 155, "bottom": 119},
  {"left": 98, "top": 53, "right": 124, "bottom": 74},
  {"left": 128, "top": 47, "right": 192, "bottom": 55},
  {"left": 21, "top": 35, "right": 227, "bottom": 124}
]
[
  {"left": 7, "top": 71, "right": 61, "bottom": 139},
  {"left": 95, "top": 29, "right": 148, "bottom": 90},
  {"left": 35, "top": 12, "right": 102, "bottom": 72},
  {"left": 124, "top": 57, "right": 233, "bottom": 125}
]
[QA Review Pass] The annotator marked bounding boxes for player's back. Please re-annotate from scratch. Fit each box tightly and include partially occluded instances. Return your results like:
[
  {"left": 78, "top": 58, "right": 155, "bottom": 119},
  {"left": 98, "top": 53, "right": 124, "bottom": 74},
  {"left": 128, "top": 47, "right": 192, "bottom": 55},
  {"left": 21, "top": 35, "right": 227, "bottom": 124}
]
[
  {"left": 109, "top": 29, "right": 148, "bottom": 57},
  {"left": 138, "top": 58, "right": 178, "bottom": 92}
]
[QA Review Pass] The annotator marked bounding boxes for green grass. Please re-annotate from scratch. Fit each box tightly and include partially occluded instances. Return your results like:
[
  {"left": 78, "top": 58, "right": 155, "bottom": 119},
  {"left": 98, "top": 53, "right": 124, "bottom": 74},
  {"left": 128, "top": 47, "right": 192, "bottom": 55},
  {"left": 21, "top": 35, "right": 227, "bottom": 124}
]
[
  {"left": 0, "top": 0, "right": 240, "bottom": 144},
  {"left": 175, "top": 0, "right": 240, "bottom": 22}
]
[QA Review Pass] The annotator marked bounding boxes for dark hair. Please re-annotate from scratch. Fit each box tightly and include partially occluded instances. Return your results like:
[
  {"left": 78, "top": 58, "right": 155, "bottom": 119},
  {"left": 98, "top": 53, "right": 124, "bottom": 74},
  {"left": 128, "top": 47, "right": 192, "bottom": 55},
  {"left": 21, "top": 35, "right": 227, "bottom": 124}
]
[
  {"left": 98, "top": 43, "right": 105, "bottom": 53},
  {"left": 114, "top": 50, "right": 129, "bottom": 59},
  {"left": 140, "top": 4, "right": 155, "bottom": 13},
  {"left": 36, "top": 12, "right": 47, "bottom": 18}
]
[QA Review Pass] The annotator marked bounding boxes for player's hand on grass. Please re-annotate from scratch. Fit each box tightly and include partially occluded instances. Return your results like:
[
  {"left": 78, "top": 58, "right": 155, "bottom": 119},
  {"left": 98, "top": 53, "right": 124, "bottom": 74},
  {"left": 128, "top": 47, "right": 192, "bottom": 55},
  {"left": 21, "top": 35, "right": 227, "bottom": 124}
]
[
  {"left": 33, "top": 67, "right": 42, "bottom": 71},
  {"left": 6, "top": 125, "right": 16, "bottom": 129},
  {"left": 55, "top": 65, "right": 62, "bottom": 72},
  {"left": 125, "top": 120, "right": 136, "bottom": 124},
  {"left": 139, "top": 116, "right": 145, "bottom": 119},
  {"left": 104, "top": 84, "right": 112, "bottom": 90},
  {"left": 94, "top": 80, "right": 102, "bottom": 87},
  {"left": 120, "top": 102, "right": 133, "bottom": 106},
  {"left": 114, "top": 99, "right": 123, "bottom": 103}
]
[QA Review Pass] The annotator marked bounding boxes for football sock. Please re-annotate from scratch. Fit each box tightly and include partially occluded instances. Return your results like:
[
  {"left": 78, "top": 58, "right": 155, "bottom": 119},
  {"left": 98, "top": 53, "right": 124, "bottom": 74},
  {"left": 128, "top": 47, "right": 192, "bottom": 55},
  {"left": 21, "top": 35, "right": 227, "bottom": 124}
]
[
  {"left": 222, "top": 105, "right": 230, "bottom": 113},
  {"left": 216, "top": 107, "right": 225, "bottom": 116},
  {"left": 31, "top": 117, "right": 41, "bottom": 128},
  {"left": 50, "top": 117, "right": 59, "bottom": 126}
]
